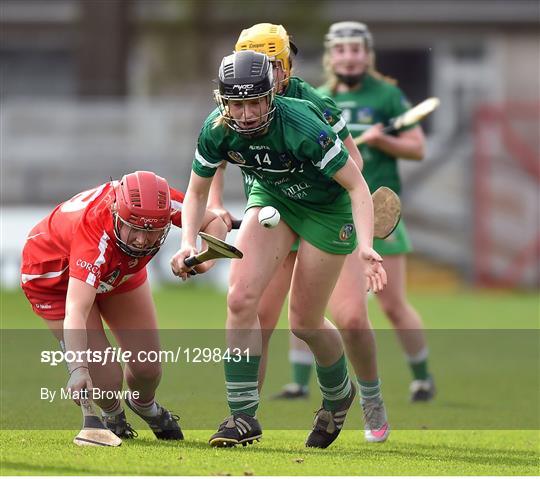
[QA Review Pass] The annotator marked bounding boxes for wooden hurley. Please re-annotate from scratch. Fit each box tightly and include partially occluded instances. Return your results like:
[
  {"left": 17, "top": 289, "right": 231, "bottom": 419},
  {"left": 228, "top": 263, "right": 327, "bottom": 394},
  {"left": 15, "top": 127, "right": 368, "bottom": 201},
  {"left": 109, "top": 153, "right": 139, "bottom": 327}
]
[
  {"left": 372, "top": 186, "right": 401, "bottom": 239},
  {"left": 73, "top": 397, "right": 122, "bottom": 447}
]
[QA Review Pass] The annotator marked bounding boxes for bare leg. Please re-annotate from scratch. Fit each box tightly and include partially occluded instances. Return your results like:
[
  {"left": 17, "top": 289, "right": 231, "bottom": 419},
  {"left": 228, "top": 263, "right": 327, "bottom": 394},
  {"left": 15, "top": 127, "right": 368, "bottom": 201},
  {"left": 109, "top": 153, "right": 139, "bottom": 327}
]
[
  {"left": 328, "top": 251, "right": 379, "bottom": 381},
  {"left": 288, "top": 240, "right": 363, "bottom": 448},
  {"left": 288, "top": 240, "right": 345, "bottom": 366},
  {"left": 43, "top": 305, "right": 123, "bottom": 412},
  {"left": 98, "top": 280, "right": 162, "bottom": 404},
  {"left": 226, "top": 208, "right": 296, "bottom": 352},
  {"left": 216, "top": 208, "right": 296, "bottom": 422},
  {"left": 375, "top": 255, "right": 427, "bottom": 358},
  {"left": 258, "top": 251, "right": 296, "bottom": 389},
  {"left": 98, "top": 279, "right": 183, "bottom": 438}
]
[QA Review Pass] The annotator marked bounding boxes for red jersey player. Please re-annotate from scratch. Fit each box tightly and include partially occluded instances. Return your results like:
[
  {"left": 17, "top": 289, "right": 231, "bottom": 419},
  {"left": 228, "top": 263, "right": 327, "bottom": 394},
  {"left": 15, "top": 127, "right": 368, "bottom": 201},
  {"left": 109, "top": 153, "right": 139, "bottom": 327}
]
[{"left": 21, "top": 170, "right": 226, "bottom": 441}]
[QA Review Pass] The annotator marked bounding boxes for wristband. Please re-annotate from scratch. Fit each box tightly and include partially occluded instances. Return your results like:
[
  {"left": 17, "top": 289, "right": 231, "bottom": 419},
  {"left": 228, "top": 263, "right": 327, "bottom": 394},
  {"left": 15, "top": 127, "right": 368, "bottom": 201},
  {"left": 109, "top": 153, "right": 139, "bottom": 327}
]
[{"left": 69, "top": 365, "right": 89, "bottom": 376}]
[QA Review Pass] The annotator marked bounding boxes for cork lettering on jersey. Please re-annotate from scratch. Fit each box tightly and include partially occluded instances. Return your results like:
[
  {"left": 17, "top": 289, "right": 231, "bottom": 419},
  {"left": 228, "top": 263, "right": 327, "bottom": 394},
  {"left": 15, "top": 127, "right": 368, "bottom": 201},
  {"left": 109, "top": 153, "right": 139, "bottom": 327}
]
[{"left": 75, "top": 259, "right": 101, "bottom": 277}]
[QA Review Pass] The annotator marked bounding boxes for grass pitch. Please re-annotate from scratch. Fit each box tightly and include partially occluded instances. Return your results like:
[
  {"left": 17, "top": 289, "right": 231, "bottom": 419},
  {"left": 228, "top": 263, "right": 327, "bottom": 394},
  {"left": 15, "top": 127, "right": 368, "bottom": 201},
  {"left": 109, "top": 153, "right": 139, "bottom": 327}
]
[
  {"left": 1, "top": 285, "right": 539, "bottom": 475},
  {"left": 1, "top": 430, "right": 538, "bottom": 476}
]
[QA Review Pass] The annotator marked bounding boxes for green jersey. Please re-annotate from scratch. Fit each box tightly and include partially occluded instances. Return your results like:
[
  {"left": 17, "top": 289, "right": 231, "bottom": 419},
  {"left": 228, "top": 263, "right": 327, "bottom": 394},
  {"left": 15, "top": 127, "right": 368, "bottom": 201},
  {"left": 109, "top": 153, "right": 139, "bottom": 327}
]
[
  {"left": 285, "top": 77, "right": 349, "bottom": 142},
  {"left": 237, "top": 76, "right": 350, "bottom": 197},
  {"left": 193, "top": 96, "right": 350, "bottom": 213},
  {"left": 318, "top": 74, "right": 415, "bottom": 195}
]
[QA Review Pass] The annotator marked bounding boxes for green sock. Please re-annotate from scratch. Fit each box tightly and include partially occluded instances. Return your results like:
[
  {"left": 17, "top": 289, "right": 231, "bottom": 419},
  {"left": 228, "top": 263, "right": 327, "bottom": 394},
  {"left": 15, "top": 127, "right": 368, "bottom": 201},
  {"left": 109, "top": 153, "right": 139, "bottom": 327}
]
[
  {"left": 410, "top": 359, "right": 429, "bottom": 381},
  {"left": 292, "top": 362, "right": 312, "bottom": 388},
  {"left": 315, "top": 354, "right": 352, "bottom": 411},
  {"left": 224, "top": 355, "right": 261, "bottom": 417},
  {"left": 357, "top": 378, "right": 381, "bottom": 402}
]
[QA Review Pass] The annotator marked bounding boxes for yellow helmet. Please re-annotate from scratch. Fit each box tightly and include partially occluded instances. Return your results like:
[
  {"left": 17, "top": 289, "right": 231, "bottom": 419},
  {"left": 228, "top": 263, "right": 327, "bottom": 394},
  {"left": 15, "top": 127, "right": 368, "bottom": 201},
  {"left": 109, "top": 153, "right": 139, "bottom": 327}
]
[{"left": 235, "top": 23, "right": 298, "bottom": 86}]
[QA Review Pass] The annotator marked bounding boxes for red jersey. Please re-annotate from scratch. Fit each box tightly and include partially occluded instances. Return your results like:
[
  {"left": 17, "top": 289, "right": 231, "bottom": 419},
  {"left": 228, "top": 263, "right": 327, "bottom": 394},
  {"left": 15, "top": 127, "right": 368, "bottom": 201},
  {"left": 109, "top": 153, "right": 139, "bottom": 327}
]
[{"left": 21, "top": 181, "right": 184, "bottom": 299}]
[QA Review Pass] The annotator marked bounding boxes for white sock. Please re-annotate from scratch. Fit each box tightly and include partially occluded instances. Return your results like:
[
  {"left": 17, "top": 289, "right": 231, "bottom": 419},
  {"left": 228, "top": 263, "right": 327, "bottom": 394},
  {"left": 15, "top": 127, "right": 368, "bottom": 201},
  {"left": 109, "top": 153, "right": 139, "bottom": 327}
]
[
  {"left": 130, "top": 396, "right": 158, "bottom": 417},
  {"left": 407, "top": 346, "right": 429, "bottom": 364},
  {"left": 101, "top": 399, "right": 123, "bottom": 418}
]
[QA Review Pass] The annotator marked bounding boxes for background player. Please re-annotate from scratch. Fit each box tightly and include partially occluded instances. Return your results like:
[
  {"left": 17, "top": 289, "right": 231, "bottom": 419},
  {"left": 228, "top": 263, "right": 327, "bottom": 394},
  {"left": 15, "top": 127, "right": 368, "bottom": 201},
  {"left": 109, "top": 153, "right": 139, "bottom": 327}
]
[
  {"left": 21, "top": 171, "right": 227, "bottom": 440},
  {"left": 316, "top": 21, "right": 435, "bottom": 401},
  {"left": 171, "top": 50, "right": 387, "bottom": 449}
]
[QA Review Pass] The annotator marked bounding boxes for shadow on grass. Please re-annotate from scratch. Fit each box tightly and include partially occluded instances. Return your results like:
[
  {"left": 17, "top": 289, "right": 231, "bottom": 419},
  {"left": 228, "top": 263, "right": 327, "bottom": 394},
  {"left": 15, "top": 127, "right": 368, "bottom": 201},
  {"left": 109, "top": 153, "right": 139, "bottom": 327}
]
[{"left": 1, "top": 461, "right": 114, "bottom": 476}]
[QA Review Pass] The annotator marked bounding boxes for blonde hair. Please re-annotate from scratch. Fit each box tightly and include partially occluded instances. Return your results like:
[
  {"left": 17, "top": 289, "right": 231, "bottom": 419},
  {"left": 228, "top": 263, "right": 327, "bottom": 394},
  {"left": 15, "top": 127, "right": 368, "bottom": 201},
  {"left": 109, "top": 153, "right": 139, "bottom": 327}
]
[
  {"left": 322, "top": 44, "right": 396, "bottom": 94},
  {"left": 212, "top": 114, "right": 227, "bottom": 129}
]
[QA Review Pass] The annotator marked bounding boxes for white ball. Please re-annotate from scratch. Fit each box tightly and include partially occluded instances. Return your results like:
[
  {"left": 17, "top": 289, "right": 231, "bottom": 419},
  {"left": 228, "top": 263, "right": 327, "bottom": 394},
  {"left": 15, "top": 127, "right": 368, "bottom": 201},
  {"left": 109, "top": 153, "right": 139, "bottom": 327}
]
[{"left": 258, "top": 206, "right": 280, "bottom": 229}]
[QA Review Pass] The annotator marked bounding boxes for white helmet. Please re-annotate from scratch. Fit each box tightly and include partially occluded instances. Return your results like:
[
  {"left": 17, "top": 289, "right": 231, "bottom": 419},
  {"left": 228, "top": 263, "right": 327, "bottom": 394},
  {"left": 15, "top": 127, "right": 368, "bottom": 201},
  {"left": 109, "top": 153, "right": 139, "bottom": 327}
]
[{"left": 324, "top": 21, "right": 374, "bottom": 50}]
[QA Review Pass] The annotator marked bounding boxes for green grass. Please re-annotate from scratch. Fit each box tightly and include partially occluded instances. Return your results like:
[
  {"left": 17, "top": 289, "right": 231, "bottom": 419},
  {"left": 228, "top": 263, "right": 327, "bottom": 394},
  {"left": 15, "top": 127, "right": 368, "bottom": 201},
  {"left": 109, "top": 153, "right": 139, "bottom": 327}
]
[
  {"left": 1, "top": 430, "right": 539, "bottom": 476},
  {"left": 1, "top": 286, "right": 539, "bottom": 475},
  {"left": 2, "top": 284, "right": 538, "bottom": 330}
]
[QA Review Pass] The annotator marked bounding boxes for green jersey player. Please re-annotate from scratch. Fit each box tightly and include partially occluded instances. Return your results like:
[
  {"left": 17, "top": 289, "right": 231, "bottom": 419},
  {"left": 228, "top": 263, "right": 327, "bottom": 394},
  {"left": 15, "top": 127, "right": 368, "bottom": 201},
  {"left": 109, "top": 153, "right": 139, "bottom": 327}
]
[
  {"left": 171, "top": 50, "right": 387, "bottom": 449},
  {"left": 205, "top": 23, "right": 391, "bottom": 445},
  {"left": 208, "top": 24, "right": 363, "bottom": 214},
  {"left": 320, "top": 21, "right": 435, "bottom": 401}
]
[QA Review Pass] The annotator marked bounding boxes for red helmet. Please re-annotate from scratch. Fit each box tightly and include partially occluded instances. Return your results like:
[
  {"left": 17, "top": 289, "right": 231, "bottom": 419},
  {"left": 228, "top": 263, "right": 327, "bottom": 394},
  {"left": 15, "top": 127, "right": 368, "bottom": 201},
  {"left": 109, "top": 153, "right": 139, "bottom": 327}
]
[{"left": 113, "top": 171, "right": 172, "bottom": 257}]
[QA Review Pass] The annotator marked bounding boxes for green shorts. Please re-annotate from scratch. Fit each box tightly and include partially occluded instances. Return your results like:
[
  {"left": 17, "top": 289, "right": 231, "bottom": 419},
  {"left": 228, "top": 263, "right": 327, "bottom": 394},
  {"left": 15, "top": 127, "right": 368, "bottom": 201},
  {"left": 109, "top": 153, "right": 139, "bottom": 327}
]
[
  {"left": 246, "top": 183, "right": 357, "bottom": 255},
  {"left": 373, "top": 219, "right": 412, "bottom": 256},
  {"left": 244, "top": 174, "right": 300, "bottom": 252}
]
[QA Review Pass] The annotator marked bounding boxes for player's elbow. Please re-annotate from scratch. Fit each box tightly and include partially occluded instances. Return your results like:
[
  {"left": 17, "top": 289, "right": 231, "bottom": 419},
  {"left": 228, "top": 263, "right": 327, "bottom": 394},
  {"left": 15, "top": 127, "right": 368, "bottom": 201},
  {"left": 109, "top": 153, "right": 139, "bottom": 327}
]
[
  {"left": 353, "top": 156, "right": 364, "bottom": 171},
  {"left": 414, "top": 149, "right": 425, "bottom": 161},
  {"left": 410, "top": 143, "right": 425, "bottom": 161},
  {"left": 201, "top": 213, "right": 227, "bottom": 240}
]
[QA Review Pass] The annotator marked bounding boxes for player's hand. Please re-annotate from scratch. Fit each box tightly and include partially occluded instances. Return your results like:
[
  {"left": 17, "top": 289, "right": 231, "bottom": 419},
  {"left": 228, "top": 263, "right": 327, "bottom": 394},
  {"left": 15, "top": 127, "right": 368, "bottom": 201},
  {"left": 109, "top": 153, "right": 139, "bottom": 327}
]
[
  {"left": 192, "top": 259, "right": 216, "bottom": 275},
  {"left": 65, "top": 366, "right": 92, "bottom": 406},
  {"left": 359, "top": 246, "right": 387, "bottom": 293},
  {"left": 208, "top": 206, "right": 236, "bottom": 232},
  {"left": 170, "top": 246, "right": 198, "bottom": 281},
  {"left": 358, "top": 123, "right": 384, "bottom": 147},
  {"left": 191, "top": 236, "right": 214, "bottom": 275}
]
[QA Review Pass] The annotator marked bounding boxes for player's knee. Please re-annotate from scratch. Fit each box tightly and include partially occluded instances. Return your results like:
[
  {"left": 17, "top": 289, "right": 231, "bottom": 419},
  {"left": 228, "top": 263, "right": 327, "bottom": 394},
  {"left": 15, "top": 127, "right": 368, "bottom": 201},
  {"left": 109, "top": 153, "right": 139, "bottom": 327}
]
[
  {"left": 289, "top": 317, "right": 318, "bottom": 341},
  {"left": 333, "top": 309, "right": 369, "bottom": 331},
  {"left": 380, "top": 299, "right": 407, "bottom": 324},
  {"left": 289, "top": 300, "right": 327, "bottom": 338},
  {"left": 257, "top": 305, "right": 281, "bottom": 330},
  {"left": 128, "top": 361, "right": 162, "bottom": 384},
  {"left": 92, "top": 364, "right": 123, "bottom": 391},
  {"left": 290, "top": 326, "right": 312, "bottom": 342},
  {"left": 227, "top": 286, "right": 258, "bottom": 318}
]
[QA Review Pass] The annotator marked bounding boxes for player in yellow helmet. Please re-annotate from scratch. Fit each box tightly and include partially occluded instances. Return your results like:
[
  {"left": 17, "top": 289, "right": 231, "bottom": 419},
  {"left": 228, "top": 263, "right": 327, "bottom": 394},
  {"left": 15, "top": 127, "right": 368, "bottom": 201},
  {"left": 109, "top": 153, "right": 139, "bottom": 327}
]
[
  {"left": 206, "top": 23, "right": 390, "bottom": 443},
  {"left": 235, "top": 23, "right": 296, "bottom": 92},
  {"left": 235, "top": 23, "right": 361, "bottom": 164}
]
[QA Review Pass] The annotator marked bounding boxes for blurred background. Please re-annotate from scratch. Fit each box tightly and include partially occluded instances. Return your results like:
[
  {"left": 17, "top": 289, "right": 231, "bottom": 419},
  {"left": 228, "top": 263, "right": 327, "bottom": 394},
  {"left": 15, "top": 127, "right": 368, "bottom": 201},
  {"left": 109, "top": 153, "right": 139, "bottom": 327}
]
[{"left": 1, "top": 0, "right": 539, "bottom": 291}]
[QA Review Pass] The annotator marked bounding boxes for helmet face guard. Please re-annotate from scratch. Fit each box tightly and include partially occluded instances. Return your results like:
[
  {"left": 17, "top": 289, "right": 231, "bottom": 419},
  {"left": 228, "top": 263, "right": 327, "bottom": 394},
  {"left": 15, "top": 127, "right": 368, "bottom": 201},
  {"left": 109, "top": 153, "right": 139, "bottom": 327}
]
[
  {"left": 113, "top": 213, "right": 171, "bottom": 258},
  {"left": 113, "top": 171, "right": 172, "bottom": 258},
  {"left": 214, "top": 89, "right": 276, "bottom": 135},
  {"left": 216, "top": 50, "right": 276, "bottom": 135}
]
